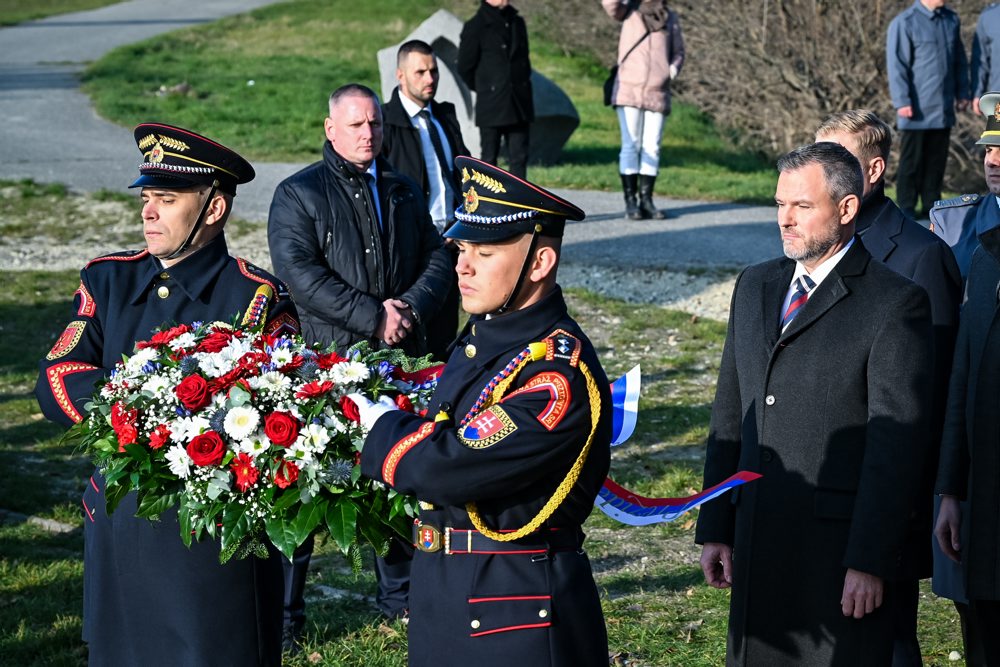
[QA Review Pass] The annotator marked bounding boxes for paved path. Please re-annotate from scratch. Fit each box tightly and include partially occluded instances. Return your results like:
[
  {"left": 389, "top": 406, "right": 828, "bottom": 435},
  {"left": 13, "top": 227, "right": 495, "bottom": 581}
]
[{"left": 0, "top": 0, "right": 782, "bottom": 271}]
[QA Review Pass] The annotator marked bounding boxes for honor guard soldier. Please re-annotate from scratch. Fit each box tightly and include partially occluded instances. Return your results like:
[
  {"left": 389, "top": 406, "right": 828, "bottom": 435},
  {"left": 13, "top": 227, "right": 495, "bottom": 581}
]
[
  {"left": 35, "top": 123, "right": 297, "bottom": 666},
  {"left": 930, "top": 92, "right": 1000, "bottom": 277},
  {"left": 350, "top": 156, "right": 612, "bottom": 667}
]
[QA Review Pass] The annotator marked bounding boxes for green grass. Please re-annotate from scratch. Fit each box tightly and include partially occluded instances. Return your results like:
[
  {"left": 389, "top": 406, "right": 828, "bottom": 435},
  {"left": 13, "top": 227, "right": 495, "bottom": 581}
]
[
  {"left": 0, "top": 265, "right": 965, "bottom": 665},
  {"left": 0, "top": 0, "right": 116, "bottom": 26},
  {"left": 81, "top": 0, "right": 777, "bottom": 204}
]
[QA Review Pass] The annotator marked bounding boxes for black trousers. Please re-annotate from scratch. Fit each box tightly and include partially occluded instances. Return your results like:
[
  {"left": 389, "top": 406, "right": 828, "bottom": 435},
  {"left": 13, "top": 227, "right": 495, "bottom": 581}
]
[
  {"left": 479, "top": 122, "right": 530, "bottom": 178},
  {"left": 374, "top": 536, "right": 414, "bottom": 618},
  {"left": 896, "top": 128, "right": 951, "bottom": 217},
  {"left": 963, "top": 599, "right": 1000, "bottom": 666},
  {"left": 890, "top": 578, "right": 921, "bottom": 667}
]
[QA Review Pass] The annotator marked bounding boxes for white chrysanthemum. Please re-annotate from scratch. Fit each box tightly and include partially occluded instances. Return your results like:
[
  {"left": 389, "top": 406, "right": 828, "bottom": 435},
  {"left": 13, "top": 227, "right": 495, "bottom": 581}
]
[
  {"left": 140, "top": 374, "right": 172, "bottom": 397},
  {"left": 124, "top": 347, "right": 159, "bottom": 375},
  {"left": 285, "top": 443, "right": 315, "bottom": 466},
  {"left": 269, "top": 347, "right": 294, "bottom": 366},
  {"left": 251, "top": 371, "right": 291, "bottom": 393},
  {"left": 239, "top": 432, "right": 271, "bottom": 456},
  {"left": 299, "top": 423, "right": 331, "bottom": 451},
  {"left": 165, "top": 444, "right": 192, "bottom": 479},
  {"left": 329, "top": 361, "right": 370, "bottom": 385},
  {"left": 195, "top": 352, "right": 231, "bottom": 378},
  {"left": 224, "top": 406, "right": 260, "bottom": 440},
  {"left": 169, "top": 332, "right": 198, "bottom": 352},
  {"left": 170, "top": 415, "right": 211, "bottom": 443},
  {"left": 321, "top": 406, "right": 348, "bottom": 432}
]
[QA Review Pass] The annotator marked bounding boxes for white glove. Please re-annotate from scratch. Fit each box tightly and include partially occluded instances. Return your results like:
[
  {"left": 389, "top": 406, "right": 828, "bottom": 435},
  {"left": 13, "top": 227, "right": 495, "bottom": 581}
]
[
  {"left": 346, "top": 393, "right": 399, "bottom": 430},
  {"left": 669, "top": 64, "right": 679, "bottom": 80}
]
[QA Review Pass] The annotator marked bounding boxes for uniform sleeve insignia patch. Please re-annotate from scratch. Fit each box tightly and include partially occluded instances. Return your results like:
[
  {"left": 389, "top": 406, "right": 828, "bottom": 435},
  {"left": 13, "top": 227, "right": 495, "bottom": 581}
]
[
  {"left": 74, "top": 281, "right": 96, "bottom": 317},
  {"left": 503, "top": 372, "right": 572, "bottom": 431},
  {"left": 544, "top": 329, "right": 581, "bottom": 367},
  {"left": 383, "top": 421, "right": 436, "bottom": 485},
  {"left": 459, "top": 405, "right": 518, "bottom": 449},
  {"left": 265, "top": 312, "right": 300, "bottom": 338},
  {"left": 46, "top": 321, "right": 87, "bottom": 360},
  {"left": 46, "top": 361, "right": 99, "bottom": 422}
]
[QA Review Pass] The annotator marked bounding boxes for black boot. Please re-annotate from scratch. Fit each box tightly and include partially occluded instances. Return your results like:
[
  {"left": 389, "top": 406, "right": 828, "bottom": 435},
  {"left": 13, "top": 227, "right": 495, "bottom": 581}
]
[
  {"left": 620, "top": 173, "right": 641, "bottom": 220},
  {"left": 638, "top": 174, "right": 667, "bottom": 219}
]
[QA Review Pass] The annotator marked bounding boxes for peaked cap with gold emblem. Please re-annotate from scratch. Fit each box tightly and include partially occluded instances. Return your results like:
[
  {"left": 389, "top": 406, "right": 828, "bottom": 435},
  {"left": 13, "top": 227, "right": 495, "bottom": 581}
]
[
  {"left": 130, "top": 123, "right": 255, "bottom": 195},
  {"left": 446, "top": 156, "right": 585, "bottom": 243},
  {"left": 976, "top": 92, "right": 1000, "bottom": 147}
]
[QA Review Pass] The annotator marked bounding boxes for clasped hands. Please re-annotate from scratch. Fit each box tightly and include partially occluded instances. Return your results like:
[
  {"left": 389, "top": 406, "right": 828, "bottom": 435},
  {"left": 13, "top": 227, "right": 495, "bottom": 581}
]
[
  {"left": 699, "top": 542, "right": 884, "bottom": 619},
  {"left": 375, "top": 298, "right": 413, "bottom": 347}
]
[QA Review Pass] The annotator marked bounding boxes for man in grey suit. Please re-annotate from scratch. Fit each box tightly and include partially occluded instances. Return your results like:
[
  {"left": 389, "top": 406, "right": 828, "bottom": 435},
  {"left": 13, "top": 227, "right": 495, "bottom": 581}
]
[
  {"left": 696, "top": 142, "right": 934, "bottom": 666},
  {"left": 816, "top": 110, "right": 961, "bottom": 667}
]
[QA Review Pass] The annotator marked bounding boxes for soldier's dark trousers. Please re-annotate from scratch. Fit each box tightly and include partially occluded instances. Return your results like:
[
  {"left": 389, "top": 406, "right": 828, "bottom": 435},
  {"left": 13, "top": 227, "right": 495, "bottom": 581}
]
[{"left": 896, "top": 128, "right": 951, "bottom": 217}]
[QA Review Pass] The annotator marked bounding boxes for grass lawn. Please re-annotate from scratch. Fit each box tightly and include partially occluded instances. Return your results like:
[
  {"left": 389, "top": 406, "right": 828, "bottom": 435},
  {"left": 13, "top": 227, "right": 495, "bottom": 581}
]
[
  {"left": 0, "top": 255, "right": 965, "bottom": 665},
  {"left": 81, "top": 0, "right": 778, "bottom": 204},
  {"left": 0, "top": 0, "right": 117, "bottom": 26}
]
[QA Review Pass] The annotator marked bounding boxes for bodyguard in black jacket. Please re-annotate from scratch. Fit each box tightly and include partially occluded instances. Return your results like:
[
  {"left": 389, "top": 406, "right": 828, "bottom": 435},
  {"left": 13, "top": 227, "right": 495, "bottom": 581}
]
[{"left": 268, "top": 86, "right": 451, "bottom": 358}]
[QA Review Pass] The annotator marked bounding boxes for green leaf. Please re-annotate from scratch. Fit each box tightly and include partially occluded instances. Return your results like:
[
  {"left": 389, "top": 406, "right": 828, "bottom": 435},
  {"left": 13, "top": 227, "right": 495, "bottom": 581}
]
[
  {"left": 178, "top": 504, "right": 193, "bottom": 548},
  {"left": 227, "top": 385, "right": 251, "bottom": 407},
  {"left": 325, "top": 498, "right": 358, "bottom": 554},
  {"left": 219, "top": 503, "right": 253, "bottom": 561},
  {"left": 123, "top": 442, "right": 149, "bottom": 463},
  {"left": 265, "top": 516, "right": 300, "bottom": 561},
  {"left": 135, "top": 491, "right": 178, "bottom": 519}
]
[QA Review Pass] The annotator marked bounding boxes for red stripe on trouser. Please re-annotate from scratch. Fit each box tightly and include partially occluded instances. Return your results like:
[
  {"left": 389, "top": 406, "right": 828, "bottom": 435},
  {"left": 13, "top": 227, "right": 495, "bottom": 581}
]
[
  {"left": 82, "top": 499, "right": 94, "bottom": 523},
  {"left": 470, "top": 622, "right": 551, "bottom": 637}
]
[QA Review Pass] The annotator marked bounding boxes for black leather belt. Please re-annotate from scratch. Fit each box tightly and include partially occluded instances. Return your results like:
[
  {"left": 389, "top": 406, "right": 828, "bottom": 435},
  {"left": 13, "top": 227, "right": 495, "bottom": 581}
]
[{"left": 412, "top": 521, "right": 582, "bottom": 555}]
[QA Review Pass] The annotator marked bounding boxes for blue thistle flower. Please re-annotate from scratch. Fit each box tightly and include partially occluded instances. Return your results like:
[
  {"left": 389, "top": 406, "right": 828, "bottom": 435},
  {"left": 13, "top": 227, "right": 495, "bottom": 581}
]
[
  {"left": 209, "top": 409, "right": 228, "bottom": 434},
  {"left": 321, "top": 460, "right": 355, "bottom": 486},
  {"left": 179, "top": 356, "right": 200, "bottom": 375},
  {"left": 296, "top": 360, "right": 320, "bottom": 380}
]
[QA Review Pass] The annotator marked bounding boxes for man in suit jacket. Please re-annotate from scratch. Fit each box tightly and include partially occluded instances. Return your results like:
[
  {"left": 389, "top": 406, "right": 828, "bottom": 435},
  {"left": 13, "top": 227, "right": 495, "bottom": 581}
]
[
  {"left": 696, "top": 142, "right": 934, "bottom": 666},
  {"left": 382, "top": 39, "right": 468, "bottom": 361},
  {"left": 816, "top": 110, "right": 961, "bottom": 666}
]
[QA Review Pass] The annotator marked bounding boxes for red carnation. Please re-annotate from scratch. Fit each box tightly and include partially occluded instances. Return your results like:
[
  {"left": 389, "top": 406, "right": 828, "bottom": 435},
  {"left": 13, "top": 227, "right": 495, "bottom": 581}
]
[
  {"left": 186, "top": 430, "right": 226, "bottom": 466},
  {"left": 230, "top": 453, "right": 259, "bottom": 492},
  {"left": 274, "top": 459, "right": 300, "bottom": 489},
  {"left": 264, "top": 411, "right": 300, "bottom": 447},
  {"left": 316, "top": 351, "right": 348, "bottom": 369},
  {"left": 175, "top": 374, "right": 212, "bottom": 411},
  {"left": 137, "top": 324, "right": 191, "bottom": 349},
  {"left": 339, "top": 395, "right": 361, "bottom": 423},
  {"left": 295, "top": 380, "right": 334, "bottom": 400},
  {"left": 196, "top": 329, "right": 235, "bottom": 354},
  {"left": 395, "top": 394, "right": 414, "bottom": 413},
  {"left": 111, "top": 402, "right": 139, "bottom": 450},
  {"left": 149, "top": 423, "right": 171, "bottom": 450},
  {"left": 116, "top": 423, "right": 138, "bottom": 451}
]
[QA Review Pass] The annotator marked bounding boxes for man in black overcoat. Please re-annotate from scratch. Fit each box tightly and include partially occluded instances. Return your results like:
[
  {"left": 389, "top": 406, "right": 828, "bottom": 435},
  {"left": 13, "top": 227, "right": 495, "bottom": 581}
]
[
  {"left": 816, "top": 110, "right": 962, "bottom": 666},
  {"left": 458, "top": 0, "right": 534, "bottom": 178},
  {"left": 382, "top": 39, "right": 468, "bottom": 360},
  {"left": 696, "top": 142, "right": 934, "bottom": 666},
  {"left": 350, "top": 156, "right": 611, "bottom": 667},
  {"left": 36, "top": 123, "right": 297, "bottom": 666}
]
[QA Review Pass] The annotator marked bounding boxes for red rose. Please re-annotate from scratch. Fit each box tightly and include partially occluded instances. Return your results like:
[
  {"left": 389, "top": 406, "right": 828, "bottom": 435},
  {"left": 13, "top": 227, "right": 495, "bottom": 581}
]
[
  {"left": 149, "top": 423, "right": 171, "bottom": 450},
  {"left": 295, "top": 380, "right": 333, "bottom": 400},
  {"left": 230, "top": 453, "right": 259, "bottom": 492},
  {"left": 395, "top": 394, "right": 414, "bottom": 413},
  {"left": 196, "top": 329, "right": 235, "bottom": 354},
  {"left": 186, "top": 430, "right": 226, "bottom": 466},
  {"left": 274, "top": 459, "right": 299, "bottom": 489},
  {"left": 264, "top": 411, "right": 300, "bottom": 447},
  {"left": 339, "top": 395, "right": 361, "bottom": 423},
  {"left": 175, "top": 374, "right": 211, "bottom": 411}
]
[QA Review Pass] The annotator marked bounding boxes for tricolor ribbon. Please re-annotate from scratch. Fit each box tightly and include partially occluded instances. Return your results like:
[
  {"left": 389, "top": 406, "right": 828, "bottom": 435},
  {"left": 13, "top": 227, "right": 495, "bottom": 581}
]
[
  {"left": 610, "top": 364, "right": 640, "bottom": 446},
  {"left": 595, "top": 471, "right": 762, "bottom": 526}
]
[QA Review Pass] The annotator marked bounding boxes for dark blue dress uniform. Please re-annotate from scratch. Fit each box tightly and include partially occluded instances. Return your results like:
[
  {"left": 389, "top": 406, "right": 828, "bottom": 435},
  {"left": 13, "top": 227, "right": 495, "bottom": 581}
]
[
  {"left": 360, "top": 157, "right": 611, "bottom": 666},
  {"left": 34, "top": 124, "right": 298, "bottom": 667}
]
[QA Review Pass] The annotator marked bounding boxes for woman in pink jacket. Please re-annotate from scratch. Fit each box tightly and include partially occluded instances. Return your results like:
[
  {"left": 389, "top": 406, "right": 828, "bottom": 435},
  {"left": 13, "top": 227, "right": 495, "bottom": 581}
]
[{"left": 603, "top": 0, "right": 685, "bottom": 219}]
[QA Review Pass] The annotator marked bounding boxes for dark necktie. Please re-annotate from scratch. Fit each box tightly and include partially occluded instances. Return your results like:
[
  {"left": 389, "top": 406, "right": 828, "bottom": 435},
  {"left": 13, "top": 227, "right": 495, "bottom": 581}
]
[
  {"left": 781, "top": 275, "right": 815, "bottom": 329},
  {"left": 418, "top": 109, "right": 452, "bottom": 181}
]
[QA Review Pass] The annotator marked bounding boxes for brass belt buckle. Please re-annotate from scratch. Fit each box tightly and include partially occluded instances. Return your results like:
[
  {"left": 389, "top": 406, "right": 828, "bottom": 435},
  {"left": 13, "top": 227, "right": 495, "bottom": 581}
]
[{"left": 415, "top": 522, "right": 442, "bottom": 552}]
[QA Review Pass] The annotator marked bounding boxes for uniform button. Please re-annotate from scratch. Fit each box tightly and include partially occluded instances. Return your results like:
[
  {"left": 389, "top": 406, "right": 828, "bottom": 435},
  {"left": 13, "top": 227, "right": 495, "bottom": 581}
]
[
  {"left": 355, "top": 193, "right": 360, "bottom": 198},
  {"left": 470, "top": 619, "right": 481, "bottom": 629},
  {"left": 159, "top": 272, "right": 170, "bottom": 280},
  {"left": 365, "top": 248, "right": 371, "bottom": 254},
  {"left": 762, "top": 450, "right": 773, "bottom": 463},
  {"left": 765, "top": 395, "right": 775, "bottom": 406},
  {"left": 156, "top": 286, "right": 170, "bottom": 299},
  {"left": 464, "top": 344, "right": 476, "bottom": 358},
  {"left": 471, "top": 324, "right": 476, "bottom": 336},
  {"left": 538, "top": 609, "right": 548, "bottom": 619}
]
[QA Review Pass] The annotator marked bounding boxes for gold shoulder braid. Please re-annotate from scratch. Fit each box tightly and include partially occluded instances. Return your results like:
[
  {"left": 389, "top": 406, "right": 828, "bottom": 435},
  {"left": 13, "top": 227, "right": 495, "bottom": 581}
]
[
  {"left": 241, "top": 285, "right": 274, "bottom": 330},
  {"left": 464, "top": 341, "right": 602, "bottom": 542}
]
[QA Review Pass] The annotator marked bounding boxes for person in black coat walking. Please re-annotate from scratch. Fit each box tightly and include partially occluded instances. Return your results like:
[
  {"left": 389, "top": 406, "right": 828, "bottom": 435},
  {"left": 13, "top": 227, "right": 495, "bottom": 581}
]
[
  {"left": 458, "top": 0, "right": 533, "bottom": 178},
  {"left": 382, "top": 39, "right": 468, "bottom": 361},
  {"left": 815, "top": 110, "right": 962, "bottom": 667}
]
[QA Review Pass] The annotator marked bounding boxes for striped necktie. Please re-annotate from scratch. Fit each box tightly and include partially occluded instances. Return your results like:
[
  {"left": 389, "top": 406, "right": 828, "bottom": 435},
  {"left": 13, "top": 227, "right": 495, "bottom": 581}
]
[{"left": 781, "top": 275, "right": 815, "bottom": 329}]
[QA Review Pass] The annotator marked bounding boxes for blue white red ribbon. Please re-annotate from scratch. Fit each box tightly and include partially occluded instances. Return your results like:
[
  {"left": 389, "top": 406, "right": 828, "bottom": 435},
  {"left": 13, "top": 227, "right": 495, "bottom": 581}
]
[
  {"left": 610, "top": 364, "right": 640, "bottom": 446},
  {"left": 594, "top": 471, "right": 762, "bottom": 526}
]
